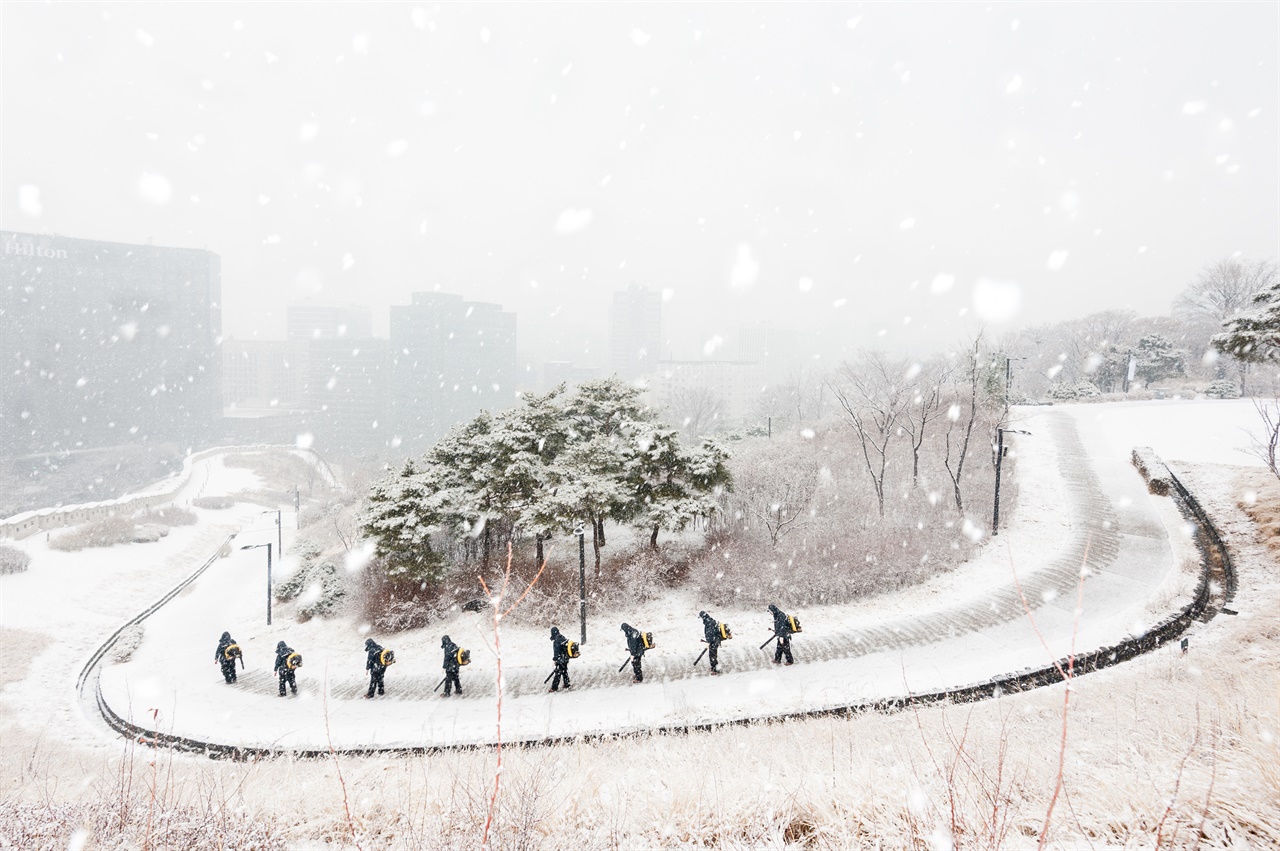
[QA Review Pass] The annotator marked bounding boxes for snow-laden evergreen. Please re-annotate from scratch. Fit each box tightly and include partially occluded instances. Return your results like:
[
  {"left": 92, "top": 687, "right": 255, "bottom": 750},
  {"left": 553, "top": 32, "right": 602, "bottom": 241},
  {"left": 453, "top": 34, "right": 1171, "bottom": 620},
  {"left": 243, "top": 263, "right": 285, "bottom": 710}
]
[{"left": 361, "top": 378, "right": 732, "bottom": 580}]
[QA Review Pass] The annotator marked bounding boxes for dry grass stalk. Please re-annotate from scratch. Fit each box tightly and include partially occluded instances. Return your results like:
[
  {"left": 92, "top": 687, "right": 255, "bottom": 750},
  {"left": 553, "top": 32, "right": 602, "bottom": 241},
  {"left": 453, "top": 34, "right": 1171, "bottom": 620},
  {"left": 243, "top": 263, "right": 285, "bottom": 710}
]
[{"left": 476, "top": 544, "right": 549, "bottom": 849}]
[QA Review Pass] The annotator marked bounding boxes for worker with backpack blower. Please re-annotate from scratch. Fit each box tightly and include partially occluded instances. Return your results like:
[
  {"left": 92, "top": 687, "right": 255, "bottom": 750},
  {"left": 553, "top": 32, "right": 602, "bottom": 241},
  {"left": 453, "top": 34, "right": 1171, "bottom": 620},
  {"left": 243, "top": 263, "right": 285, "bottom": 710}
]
[
  {"left": 766, "top": 603, "right": 800, "bottom": 665},
  {"left": 214, "top": 631, "right": 243, "bottom": 684},
  {"left": 620, "top": 622, "right": 651, "bottom": 683},
  {"left": 364, "top": 637, "right": 394, "bottom": 698},
  {"left": 440, "top": 634, "right": 465, "bottom": 697}
]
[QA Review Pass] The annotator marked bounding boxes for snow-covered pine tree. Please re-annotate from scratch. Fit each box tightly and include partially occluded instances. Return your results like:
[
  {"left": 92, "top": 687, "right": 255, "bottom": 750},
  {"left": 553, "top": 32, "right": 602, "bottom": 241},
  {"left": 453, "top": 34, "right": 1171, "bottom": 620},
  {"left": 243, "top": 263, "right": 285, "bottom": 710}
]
[
  {"left": 628, "top": 425, "right": 732, "bottom": 549},
  {"left": 360, "top": 459, "right": 449, "bottom": 582},
  {"left": 1132, "top": 334, "right": 1187, "bottom": 388},
  {"left": 1213, "top": 276, "right": 1280, "bottom": 364}
]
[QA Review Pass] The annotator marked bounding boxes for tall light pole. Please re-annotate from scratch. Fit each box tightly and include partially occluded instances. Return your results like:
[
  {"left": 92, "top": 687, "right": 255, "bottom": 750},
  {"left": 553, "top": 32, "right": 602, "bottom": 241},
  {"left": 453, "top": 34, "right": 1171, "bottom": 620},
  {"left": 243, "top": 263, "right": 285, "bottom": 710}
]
[
  {"left": 992, "top": 429, "right": 1031, "bottom": 536},
  {"left": 575, "top": 525, "right": 587, "bottom": 644},
  {"left": 240, "top": 542, "right": 273, "bottom": 625},
  {"left": 1002, "top": 355, "right": 1027, "bottom": 408},
  {"left": 262, "top": 509, "right": 282, "bottom": 560}
]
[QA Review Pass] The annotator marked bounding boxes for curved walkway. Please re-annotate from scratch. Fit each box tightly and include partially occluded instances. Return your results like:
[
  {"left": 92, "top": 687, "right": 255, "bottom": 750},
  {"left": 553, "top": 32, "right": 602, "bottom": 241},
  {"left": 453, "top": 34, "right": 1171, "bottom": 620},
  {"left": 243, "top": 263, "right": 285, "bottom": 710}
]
[{"left": 82, "top": 409, "right": 1233, "bottom": 754}]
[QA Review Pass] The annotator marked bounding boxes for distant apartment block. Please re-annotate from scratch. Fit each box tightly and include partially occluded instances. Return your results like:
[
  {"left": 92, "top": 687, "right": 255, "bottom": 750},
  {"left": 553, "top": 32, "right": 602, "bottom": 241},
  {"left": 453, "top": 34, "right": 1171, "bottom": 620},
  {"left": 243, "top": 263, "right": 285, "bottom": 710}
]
[
  {"left": 543, "top": 361, "right": 601, "bottom": 391},
  {"left": 305, "top": 338, "right": 389, "bottom": 452},
  {"left": 221, "top": 339, "right": 301, "bottom": 407},
  {"left": 609, "top": 285, "right": 662, "bottom": 379},
  {"left": 389, "top": 293, "right": 517, "bottom": 451},
  {"left": 650, "top": 359, "right": 766, "bottom": 424},
  {"left": 287, "top": 303, "right": 373, "bottom": 342},
  {"left": 1, "top": 231, "right": 221, "bottom": 455},
  {"left": 737, "top": 326, "right": 802, "bottom": 386}
]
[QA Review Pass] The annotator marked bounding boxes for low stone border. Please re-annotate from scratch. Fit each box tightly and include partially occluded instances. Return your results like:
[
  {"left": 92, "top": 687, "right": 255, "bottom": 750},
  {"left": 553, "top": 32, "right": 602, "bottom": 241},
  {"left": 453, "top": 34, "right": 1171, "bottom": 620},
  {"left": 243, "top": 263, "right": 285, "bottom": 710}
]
[
  {"left": 1132, "top": 446, "right": 1174, "bottom": 496},
  {"left": 82, "top": 455, "right": 1235, "bottom": 760},
  {"left": 2, "top": 445, "right": 326, "bottom": 541}
]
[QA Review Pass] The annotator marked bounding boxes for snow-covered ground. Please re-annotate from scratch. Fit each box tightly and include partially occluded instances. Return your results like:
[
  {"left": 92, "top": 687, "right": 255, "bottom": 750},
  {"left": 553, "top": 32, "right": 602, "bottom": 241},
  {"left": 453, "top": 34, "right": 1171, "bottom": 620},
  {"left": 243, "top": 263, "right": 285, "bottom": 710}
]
[{"left": 1, "top": 399, "right": 1260, "bottom": 755}]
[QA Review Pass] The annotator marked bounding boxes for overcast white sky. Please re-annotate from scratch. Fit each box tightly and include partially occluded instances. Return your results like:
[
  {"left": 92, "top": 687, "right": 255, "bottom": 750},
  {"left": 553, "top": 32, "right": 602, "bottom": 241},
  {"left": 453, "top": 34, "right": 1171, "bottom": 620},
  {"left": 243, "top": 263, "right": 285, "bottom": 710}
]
[{"left": 3, "top": 2, "right": 1277, "bottom": 366}]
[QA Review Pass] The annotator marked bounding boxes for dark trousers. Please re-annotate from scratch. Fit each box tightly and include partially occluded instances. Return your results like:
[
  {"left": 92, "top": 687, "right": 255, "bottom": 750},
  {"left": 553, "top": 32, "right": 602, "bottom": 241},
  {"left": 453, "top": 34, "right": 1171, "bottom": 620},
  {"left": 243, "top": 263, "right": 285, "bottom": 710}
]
[
  {"left": 220, "top": 661, "right": 237, "bottom": 684},
  {"left": 551, "top": 660, "right": 571, "bottom": 691},
  {"left": 367, "top": 667, "right": 385, "bottom": 697},
  {"left": 707, "top": 642, "right": 720, "bottom": 672},
  {"left": 630, "top": 655, "right": 643, "bottom": 682},
  {"left": 278, "top": 669, "right": 296, "bottom": 696},
  {"left": 773, "top": 634, "right": 794, "bottom": 664},
  {"left": 443, "top": 668, "right": 462, "bottom": 696}
]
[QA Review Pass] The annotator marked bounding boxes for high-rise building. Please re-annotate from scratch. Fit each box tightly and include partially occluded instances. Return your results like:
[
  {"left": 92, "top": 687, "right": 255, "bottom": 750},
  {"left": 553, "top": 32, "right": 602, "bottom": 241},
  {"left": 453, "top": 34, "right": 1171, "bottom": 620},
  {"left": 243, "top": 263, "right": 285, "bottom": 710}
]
[
  {"left": 650, "top": 359, "right": 766, "bottom": 425},
  {"left": 285, "top": 303, "right": 374, "bottom": 404},
  {"left": 286, "top": 303, "right": 373, "bottom": 342},
  {"left": 304, "top": 338, "right": 389, "bottom": 453},
  {"left": 1, "top": 231, "right": 221, "bottom": 454},
  {"left": 609, "top": 285, "right": 662, "bottom": 379},
  {"left": 221, "top": 340, "right": 302, "bottom": 407},
  {"left": 543, "top": 361, "right": 601, "bottom": 391},
  {"left": 737, "top": 326, "right": 803, "bottom": 386},
  {"left": 389, "top": 293, "right": 517, "bottom": 451}
]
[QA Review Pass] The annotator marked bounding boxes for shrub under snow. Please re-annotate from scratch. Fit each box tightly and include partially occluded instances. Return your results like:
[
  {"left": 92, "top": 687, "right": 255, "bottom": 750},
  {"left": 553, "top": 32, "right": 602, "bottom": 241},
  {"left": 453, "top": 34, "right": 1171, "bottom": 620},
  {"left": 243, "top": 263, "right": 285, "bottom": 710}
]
[{"left": 0, "top": 545, "right": 31, "bottom": 575}]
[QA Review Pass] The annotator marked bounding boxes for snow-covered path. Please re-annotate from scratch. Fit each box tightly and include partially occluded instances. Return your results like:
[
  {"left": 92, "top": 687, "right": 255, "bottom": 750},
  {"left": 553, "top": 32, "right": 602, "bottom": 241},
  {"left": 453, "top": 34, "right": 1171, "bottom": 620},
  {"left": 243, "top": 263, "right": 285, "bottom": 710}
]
[{"left": 64, "top": 400, "right": 1250, "bottom": 751}]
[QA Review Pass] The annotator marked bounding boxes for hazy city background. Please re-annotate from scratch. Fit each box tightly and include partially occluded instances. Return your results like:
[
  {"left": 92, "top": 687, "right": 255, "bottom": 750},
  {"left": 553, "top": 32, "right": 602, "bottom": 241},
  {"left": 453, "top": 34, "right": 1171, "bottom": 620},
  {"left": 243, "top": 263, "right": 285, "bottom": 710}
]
[{"left": 2, "top": 1, "right": 1277, "bottom": 472}]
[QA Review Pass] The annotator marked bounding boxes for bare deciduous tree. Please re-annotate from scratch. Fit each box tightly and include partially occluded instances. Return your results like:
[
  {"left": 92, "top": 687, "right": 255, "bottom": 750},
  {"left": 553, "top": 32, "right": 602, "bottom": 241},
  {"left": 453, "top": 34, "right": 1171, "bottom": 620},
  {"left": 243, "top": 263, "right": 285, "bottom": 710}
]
[
  {"left": 829, "top": 352, "right": 913, "bottom": 518},
  {"left": 1175, "top": 258, "right": 1276, "bottom": 327},
  {"left": 943, "top": 336, "right": 984, "bottom": 512},
  {"left": 727, "top": 439, "right": 821, "bottom": 547},
  {"left": 751, "top": 367, "right": 826, "bottom": 430},
  {"left": 1249, "top": 397, "right": 1280, "bottom": 479},
  {"left": 900, "top": 358, "right": 948, "bottom": 487},
  {"left": 665, "top": 386, "right": 725, "bottom": 439}
]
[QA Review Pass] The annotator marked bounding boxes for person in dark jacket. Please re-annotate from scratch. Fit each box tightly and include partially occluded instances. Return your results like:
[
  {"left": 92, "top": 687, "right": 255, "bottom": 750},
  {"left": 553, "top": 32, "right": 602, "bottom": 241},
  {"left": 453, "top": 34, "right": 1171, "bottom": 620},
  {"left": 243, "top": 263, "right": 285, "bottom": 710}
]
[
  {"left": 620, "top": 623, "right": 646, "bottom": 682},
  {"left": 549, "top": 626, "right": 572, "bottom": 692},
  {"left": 699, "top": 611, "right": 723, "bottom": 674},
  {"left": 364, "top": 638, "right": 387, "bottom": 698},
  {"left": 768, "top": 603, "right": 795, "bottom": 665},
  {"left": 214, "top": 631, "right": 241, "bottom": 684},
  {"left": 441, "top": 635, "right": 463, "bottom": 697},
  {"left": 273, "top": 641, "right": 298, "bottom": 696}
]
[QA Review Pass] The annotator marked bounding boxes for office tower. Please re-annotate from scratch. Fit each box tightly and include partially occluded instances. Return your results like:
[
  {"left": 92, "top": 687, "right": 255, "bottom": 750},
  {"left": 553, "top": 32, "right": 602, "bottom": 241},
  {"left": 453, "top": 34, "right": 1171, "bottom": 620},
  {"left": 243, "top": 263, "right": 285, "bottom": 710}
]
[
  {"left": 609, "top": 285, "right": 662, "bottom": 379},
  {"left": 389, "top": 293, "right": 517, "bottom": 451},
  {"left": 1, "top": 231, "right": 220, "bottom": 454}
]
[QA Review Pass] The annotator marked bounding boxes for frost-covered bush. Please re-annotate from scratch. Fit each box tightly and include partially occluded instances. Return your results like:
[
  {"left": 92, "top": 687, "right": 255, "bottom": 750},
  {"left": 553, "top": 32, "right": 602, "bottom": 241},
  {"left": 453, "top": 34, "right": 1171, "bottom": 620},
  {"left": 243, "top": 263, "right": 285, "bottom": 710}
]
[
  {"left": 1047, "top": 381, "right": 1102, "bottom": 401},
  {"left": 0, "top": 545, "right": 31, "bottom": 575},
  {"left": 290, "top": 535, "right": 324, "bottom": 561},
  {"left": 1046, "top": 382, "right": 1078, "bottom": 401},
  {"left": 130, "top": 523, "right": 170, "bottom": 543},
  {"left": 1205, "top": 379, "right": 1241, "bottom": 399},
  {"left": 152, "top": 504, "right": 197, "bottom": 526},
  {"left": 1074, "top": 381, "right": 1102, "bottom": 398},
  {"left": 295, "top": 559, "right": 347, "bottom": 621},
  {"left": 49, "top": 508, "right": 186, "bottom": 551},
  {"left": 277, "top": 556, "right": 348, "bottom": 621},
  {"left": 49, "top": 515, "right": 138, "bottom": 551}
]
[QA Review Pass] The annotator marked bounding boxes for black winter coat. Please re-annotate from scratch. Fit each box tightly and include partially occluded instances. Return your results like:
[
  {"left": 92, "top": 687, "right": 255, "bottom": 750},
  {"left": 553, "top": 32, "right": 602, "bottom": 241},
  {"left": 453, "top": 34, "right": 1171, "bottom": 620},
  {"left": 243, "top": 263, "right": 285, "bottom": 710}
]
[
  {"left": 621, "top": 623, "right": 645, "bottom": 657},
  {"left": 442, "top": 637, "right": 460, "bottom": 672},
  {"left": 215, "top": 632, "right": 235, "bottom": 663},
  {"left": 551, "top": 628, "right": 570, "bottom": 664},
  {"left": 701, "top": 614, "right": 722, "bottom": 645},
  {"left": 366, "top": 641, "right": 385, "bottom": 672},
  {"left": 274, "top": 646, "right": 294, "bottom": 674},
  {"left": 769, "top": 605, "right": 792, "bottom": 637}
]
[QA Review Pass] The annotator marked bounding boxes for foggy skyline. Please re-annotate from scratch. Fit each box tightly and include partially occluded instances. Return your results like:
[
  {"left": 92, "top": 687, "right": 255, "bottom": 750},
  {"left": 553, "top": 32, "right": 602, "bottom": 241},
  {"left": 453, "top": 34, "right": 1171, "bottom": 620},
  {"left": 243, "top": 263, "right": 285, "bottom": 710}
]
[{"left": 4, "top": 1, "right": 1277, "bottom": 366}]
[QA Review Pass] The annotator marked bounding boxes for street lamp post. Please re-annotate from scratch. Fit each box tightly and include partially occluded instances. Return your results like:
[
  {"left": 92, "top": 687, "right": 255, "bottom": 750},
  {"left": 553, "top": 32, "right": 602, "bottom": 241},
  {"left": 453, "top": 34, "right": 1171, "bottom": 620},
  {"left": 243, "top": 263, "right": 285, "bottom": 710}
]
[
  {"left": 1002, "top": 355, "right": 1027, "bottom": 408},
  {"left": 575, "top": 525, "right": 587, "bottom": 645},
  {"left": 262, "top": 509, "right": 282, "bottom": 560},
  {"left": 992, "top": 428, "right": 1031, "bottom": 536},
  {"left": 240, "top": 542, "right": 274, "bottom": 625}
]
